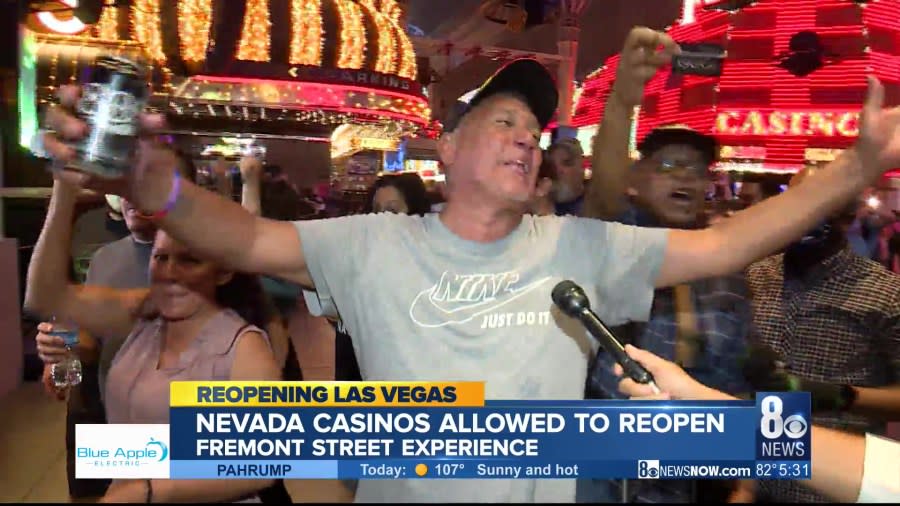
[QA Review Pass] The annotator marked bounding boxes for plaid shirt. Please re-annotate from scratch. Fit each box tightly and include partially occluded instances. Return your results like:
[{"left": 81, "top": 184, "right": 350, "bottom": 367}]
[
  {"left": 746, "top": 245, "right": 900, "bottom": 503},
  {"left": 580, "top": 207, "right": 753, "bottom": 503}
]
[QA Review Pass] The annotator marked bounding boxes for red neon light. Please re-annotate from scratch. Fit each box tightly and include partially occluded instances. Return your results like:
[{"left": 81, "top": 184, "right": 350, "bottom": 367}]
[
  {"left": 190, "top": 74, "right": 428, "bottom": 103},
  {"left": 573, "top": 0, "right": 900, "bottom": 173}
]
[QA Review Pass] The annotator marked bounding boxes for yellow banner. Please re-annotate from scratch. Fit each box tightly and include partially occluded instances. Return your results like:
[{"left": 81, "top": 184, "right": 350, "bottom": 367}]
[{"left": 169, "top": 381, "right": 485, "bottom": 407}]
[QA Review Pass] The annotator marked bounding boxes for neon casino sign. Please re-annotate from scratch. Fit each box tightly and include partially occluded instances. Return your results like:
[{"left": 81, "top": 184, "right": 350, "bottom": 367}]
[
  {"left": 715, "top": 110, "right": 859, "bottom": 138},
  {"left": 35, "top": 0, "right": 89, "bottom": 35}
]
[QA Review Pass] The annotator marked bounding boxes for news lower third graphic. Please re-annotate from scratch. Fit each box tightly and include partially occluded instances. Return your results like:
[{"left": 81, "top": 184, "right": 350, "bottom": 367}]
[{"left": 75, "top": 383, "right": 811, "bottom": 481}]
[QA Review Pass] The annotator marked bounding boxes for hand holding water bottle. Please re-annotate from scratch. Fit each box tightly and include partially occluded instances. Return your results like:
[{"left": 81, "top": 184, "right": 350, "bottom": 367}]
[
  {"left": 35, "top": 319, "right": 82, "bottom": 388},
  {"left": 35, "top": 320, "right": 75, "bottom": 362}
]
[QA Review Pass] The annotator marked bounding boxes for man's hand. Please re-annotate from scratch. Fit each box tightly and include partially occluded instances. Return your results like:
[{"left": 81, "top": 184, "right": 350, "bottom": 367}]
[
  {"left": 857, "top": 76, "right": 900, "bottom": 180},
  {"left": 40, "top": 84, "right": 177, "bottom": 214},
  {"left": 611, "top": 27, "right": 680, "bottom": 108}
]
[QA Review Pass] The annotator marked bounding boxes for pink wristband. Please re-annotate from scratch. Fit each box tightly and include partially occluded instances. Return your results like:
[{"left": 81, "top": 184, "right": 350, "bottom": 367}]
[{"left": 138, "top": 170, "right": 181, "bottom": 220}]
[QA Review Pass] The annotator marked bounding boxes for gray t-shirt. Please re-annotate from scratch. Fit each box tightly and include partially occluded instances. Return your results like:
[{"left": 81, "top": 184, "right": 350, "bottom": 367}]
[
  {"left": 296, "top": 213, "right": 668, "bottom": 503},
  {"left": 85, "top": 236, "right": 153, "bottom": 390}
]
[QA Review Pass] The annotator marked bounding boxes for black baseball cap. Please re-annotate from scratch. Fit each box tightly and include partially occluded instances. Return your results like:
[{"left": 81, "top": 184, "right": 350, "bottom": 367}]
[
  {"left": 442, "top": 58, "right": 558, "bottom": 133},
  {"left": 637, "top": 125, "right": 719, "bottom": 166}
]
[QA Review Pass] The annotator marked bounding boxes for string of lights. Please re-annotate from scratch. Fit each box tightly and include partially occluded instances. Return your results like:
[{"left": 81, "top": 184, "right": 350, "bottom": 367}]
[
  {"left": 178, "top": 0, "right": 213, "bottom": 63},
  {"left": 131, "top": 0, "right": 165, "bottom": 62},
  {"left": 335, "top": 0, "right": 366, "bottom": 69},
  {"left": 359, "top": 0, "right": 397, "bottom": 75},
  {"left": 289, "top": 0, "right": 323, "bottom": 66},
  {"left": 383, "top": 0, "right": 416, "bottom": 80},
  {"left": 94, "top": 1, "right": 119, "bottom": 40},
  {"left": 236, "top": 0, "right": 272, "bottom": 62},
  {"left": 28, "top": 0, "right": 427, "bottom": 136}
]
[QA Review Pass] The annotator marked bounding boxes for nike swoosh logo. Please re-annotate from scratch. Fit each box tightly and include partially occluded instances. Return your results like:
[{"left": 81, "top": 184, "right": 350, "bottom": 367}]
[{"left": 409, "top": 277, "right": 553, "bottom": 328}]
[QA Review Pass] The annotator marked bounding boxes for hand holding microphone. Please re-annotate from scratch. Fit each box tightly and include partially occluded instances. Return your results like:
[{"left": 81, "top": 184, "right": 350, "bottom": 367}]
[
  {"left": 615, "top": 345, "right": 737, "bottom": 401},
  {"left": 551, "top": 280, "right": 659, "bottom": 393}
]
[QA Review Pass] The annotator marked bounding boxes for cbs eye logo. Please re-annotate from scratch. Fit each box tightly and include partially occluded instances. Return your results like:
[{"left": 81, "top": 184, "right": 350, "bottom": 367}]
[
  {"left": 760, "top": 395, "right": 808, "bottom": 439},
  {"left": 637, "top": 460, "right": 660, "bottom": 479}
]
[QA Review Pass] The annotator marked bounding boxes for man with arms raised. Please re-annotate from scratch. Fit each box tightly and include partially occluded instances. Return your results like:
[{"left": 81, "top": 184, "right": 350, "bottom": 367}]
[{"left": 42, "top": 26, "right": 900, "bottom": 503}]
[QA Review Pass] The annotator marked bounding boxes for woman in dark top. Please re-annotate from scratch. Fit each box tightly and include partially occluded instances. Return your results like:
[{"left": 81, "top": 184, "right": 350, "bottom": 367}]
[{"left": 335, "top": 173, "right": 430, "bottom": 381}]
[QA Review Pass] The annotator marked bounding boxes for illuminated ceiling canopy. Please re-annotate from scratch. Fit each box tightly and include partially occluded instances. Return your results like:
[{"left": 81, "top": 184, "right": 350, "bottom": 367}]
[
  {"left": 571, "top": 0, "right": 900, "bottom": 174},
  {"left": 25, "top": 0, "right": 427, "bottom": 131}
]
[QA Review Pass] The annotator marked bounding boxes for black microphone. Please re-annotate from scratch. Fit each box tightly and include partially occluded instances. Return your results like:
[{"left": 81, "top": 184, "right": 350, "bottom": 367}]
[{"left": 551, "top": 280, "right": 658, "bottom": 389}]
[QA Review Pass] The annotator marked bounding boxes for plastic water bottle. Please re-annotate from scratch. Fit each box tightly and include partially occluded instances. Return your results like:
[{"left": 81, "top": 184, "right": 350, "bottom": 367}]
[{"left": 48, "top": 318, "right": 82, "bottom": 388}]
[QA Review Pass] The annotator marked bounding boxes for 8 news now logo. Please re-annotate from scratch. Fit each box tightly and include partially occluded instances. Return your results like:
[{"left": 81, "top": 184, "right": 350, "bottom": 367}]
[{"left": 756, "top": 392, "right": 811, "bottom": 460}]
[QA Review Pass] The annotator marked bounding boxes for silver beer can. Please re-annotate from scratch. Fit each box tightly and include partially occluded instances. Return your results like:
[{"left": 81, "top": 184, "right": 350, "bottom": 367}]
[{"left": 72, "top": 56, "right": 150, "bottom": 177}]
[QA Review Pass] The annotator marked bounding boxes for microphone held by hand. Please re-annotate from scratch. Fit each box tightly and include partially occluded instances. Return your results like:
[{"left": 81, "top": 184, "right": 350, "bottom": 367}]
[{"left": 552, "top": 280, "right": 657, "bottom": 388}]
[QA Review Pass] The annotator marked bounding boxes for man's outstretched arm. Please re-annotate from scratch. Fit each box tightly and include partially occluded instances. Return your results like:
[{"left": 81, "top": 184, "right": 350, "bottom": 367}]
[{"left": 149, "top": 161, "right": 313, "bottom": 288}]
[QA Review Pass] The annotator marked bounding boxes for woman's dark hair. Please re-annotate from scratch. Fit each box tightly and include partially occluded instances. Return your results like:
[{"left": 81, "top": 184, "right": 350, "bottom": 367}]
[
  {"left": 215, "top": 273, "right": 272, "bottom": 330},
  {"left": 363, "top": 172, "right": 430, "bottom": 215}
]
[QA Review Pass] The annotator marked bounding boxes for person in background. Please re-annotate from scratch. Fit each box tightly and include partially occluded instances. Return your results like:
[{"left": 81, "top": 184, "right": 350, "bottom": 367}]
[
  {"left": 745, "top": 166, "right": 900, "bottom": 503},
  {"left": 234, "top": 155, "right": 304, "bottom": 503},
  {"left": 70, "top": 194, "right": 129, "bottom": 280},
  {"left": 580, "top": 29, "right": 757, "bottom": 503},
  {"left": 27, "top": 170, "right": 281, "bottom": 502},
  {"left": 849, "top": 188, "right": 894, "bottom": 260},
  {"left": 547, "top": 138, "right": 586, "bottom": 216},
  {"left": 364, "top": 172, "right": 432, "bottom": 215},
  {"left": 615, "top": 345, "right": 900, "bottom": 504},
  {"left": 237, "top": 155, "right": 305, "bottom": 382},
  {"left": 210, "top": 155, "right": 236, "bottom": 199},
  {"left": 581, "top": 95, "right": 755, "bottom": 506},
  {"left": 737, "top": 180, "right": 783, "bottom": 210},
  {"left": 880, "top": 216, "right": 900, "bottom": 273}
]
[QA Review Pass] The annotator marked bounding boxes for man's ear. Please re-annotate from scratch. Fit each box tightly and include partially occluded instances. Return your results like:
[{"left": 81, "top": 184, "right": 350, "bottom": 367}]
[{"left": 437, "top": 133, "right": 456, "bottom": 168}]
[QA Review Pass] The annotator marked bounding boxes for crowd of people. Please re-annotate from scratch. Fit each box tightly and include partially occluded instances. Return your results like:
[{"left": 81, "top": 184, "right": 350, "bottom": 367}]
[{"left": 23, "top": 25, "right": 900, "bottom": 503}]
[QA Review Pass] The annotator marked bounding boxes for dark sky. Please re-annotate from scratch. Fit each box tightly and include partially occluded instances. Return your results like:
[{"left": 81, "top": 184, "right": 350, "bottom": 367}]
[
  {"left": 406, "top": 0, "right": 684, "bottom": 115},
  {"left": 407, "top": 0, "right": 684, "bottom": 80}
]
